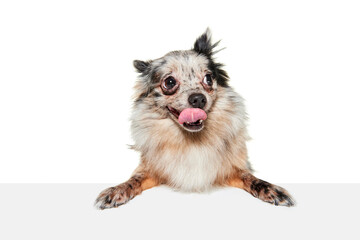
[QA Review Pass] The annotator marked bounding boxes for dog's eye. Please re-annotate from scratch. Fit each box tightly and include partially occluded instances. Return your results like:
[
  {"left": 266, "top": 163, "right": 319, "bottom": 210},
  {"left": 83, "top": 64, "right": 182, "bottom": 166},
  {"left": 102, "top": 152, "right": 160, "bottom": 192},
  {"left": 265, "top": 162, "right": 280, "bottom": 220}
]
[
  {"left": 161, "top": 76, "right": 179, "bottom": 95},
  {"left": 163, "top": 76, "right": 177, "bottom": 90},
  {"left": 203, "top": 74, "right": 213, "bottom": 87}
]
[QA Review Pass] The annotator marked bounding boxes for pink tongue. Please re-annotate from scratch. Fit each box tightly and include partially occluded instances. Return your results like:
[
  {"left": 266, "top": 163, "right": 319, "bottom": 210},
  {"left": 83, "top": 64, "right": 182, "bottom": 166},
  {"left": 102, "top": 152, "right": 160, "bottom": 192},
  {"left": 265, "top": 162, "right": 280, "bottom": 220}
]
[{"left": 178, "top": 108, "right": 207, "bottom": 124}]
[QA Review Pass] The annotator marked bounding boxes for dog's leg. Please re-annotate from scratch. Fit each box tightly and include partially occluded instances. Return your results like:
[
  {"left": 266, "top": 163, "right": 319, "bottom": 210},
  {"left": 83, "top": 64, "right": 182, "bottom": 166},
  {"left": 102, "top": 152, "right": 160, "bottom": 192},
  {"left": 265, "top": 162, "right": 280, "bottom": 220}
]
[
  {"left": 95, "top": 172, "right": 159, "bottom": 210},
  {"left": 227, "top": 170, "right": 295, "bottom": 207}
]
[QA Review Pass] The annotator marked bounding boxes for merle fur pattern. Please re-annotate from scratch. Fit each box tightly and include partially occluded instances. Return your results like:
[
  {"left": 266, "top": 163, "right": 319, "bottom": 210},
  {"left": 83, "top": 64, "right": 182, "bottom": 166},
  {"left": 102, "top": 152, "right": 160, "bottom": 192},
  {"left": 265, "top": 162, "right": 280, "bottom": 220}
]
[{"left": 95, "top": 29, "right": 295, "bottom": 209}]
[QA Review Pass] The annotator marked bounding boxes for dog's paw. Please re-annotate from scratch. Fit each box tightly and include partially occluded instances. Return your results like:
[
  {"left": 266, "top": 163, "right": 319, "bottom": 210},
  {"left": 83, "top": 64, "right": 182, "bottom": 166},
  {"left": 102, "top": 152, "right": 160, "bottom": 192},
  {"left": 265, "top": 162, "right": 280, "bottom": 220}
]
[
  {"left": 250, "top": 180, "right": 295, "bottom": 207},
  {"left": 95, "top": 184, "right": 133, "bottom": 210}
]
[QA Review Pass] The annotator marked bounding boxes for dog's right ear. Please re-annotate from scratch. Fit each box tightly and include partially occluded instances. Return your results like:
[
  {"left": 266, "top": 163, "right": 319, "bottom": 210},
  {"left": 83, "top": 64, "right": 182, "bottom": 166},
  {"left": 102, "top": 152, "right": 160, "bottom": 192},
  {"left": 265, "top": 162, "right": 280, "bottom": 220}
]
[
  {"left": 133, "top": 60, "right": 151, "bottom": 74},
  {"left": 193, "top": 28, "right": 213, "bottom": 57}
]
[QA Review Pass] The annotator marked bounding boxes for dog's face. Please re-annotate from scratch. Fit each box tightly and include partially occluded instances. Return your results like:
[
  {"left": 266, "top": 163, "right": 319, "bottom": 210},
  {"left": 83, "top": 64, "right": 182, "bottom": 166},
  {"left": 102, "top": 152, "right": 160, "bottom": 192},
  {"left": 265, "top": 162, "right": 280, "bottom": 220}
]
[
  {"left": 138, "top": 51, "right": 217, "bottom": 132},
  {"left": 133, "top": 30, "right": 229, "bottom": 133}
]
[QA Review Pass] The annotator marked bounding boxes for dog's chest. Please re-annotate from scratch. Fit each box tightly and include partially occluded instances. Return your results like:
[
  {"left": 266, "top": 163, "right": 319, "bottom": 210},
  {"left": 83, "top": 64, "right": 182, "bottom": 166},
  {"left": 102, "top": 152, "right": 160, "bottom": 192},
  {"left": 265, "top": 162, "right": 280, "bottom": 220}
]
[{"left": 156, "top": 146, "right": 222, "bottom": 192}]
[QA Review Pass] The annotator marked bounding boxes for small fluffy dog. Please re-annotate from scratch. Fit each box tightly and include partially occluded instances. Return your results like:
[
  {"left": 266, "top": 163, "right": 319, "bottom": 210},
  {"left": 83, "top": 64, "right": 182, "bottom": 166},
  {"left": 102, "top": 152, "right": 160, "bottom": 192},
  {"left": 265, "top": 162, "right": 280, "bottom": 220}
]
[{"left": 95, "top": 29, "right": 295, "bottom": 209}]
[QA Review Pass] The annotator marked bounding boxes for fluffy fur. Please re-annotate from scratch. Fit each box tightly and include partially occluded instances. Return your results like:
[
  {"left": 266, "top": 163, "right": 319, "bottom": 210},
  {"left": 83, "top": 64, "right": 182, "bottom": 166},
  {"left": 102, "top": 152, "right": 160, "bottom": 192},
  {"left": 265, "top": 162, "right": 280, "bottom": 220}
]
[{"left": 95, "top": 29, "right": 295, "bottom": 209}]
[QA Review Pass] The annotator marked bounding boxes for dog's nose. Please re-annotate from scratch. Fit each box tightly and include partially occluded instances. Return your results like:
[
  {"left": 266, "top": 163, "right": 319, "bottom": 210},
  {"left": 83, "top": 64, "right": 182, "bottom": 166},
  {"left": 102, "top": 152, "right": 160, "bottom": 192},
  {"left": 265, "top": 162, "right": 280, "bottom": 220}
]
[{"left": 188, "top": 93, "right": 207, "bottom": 109}]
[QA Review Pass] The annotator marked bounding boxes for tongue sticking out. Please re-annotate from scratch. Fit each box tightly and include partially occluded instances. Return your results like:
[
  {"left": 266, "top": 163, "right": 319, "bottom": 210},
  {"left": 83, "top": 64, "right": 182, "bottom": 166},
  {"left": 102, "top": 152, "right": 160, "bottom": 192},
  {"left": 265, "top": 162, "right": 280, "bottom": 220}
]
[{"left": 178, "top": 108, "right": 207, "bottom": 124}]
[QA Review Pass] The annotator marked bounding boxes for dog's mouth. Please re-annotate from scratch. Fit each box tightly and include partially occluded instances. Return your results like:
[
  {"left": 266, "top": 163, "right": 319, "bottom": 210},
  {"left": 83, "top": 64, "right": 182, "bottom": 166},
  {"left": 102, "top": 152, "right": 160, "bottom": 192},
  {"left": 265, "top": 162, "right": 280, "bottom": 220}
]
[
  {"left": 167, "top": 106, "right": 180, "bottom": 119},
  {"left": 182, "top": 119, "right": 204, "bottom": 132},
  {"left": 167, "top": 106, "right": 207, "bottom": 132}
]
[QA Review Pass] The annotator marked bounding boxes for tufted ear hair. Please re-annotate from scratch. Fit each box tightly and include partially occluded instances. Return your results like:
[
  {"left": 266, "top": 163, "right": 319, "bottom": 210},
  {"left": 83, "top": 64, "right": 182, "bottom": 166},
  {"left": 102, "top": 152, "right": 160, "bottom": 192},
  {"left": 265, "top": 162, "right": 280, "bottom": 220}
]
[
  {"left": 193, "top": 28, "right": 221, "bottom": 57},
  {"left": 193, "top": 28, "right": 229, "bottom": 87},
  {"left": 133, "top": 60, "right": 151, "bottom": 74}
]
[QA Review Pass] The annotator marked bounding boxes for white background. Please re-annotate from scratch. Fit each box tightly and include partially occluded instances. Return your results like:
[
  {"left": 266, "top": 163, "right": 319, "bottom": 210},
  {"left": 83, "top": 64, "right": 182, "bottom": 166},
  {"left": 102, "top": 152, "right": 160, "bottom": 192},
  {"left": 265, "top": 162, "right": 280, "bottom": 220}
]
[{"left": 1, "top": 0, "right": 360, "bottom": 183}]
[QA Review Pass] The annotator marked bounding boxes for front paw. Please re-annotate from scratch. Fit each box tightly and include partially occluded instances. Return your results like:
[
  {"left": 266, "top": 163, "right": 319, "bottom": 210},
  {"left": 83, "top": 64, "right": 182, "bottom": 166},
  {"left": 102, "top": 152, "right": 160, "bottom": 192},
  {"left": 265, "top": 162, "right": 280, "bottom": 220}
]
[
  {"left": 95, "top": 184, "right": 133, "bottom": 210},
  {"left": 250, "top": 180, "right": 295, "bottom": 207}
]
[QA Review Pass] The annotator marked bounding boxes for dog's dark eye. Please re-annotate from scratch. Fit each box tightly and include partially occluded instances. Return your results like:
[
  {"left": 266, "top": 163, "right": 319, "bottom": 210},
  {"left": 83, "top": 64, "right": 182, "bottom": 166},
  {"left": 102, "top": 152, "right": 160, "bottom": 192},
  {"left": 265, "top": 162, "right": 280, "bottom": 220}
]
[
  {"left": 161, "top": 76, "right": 179, "bottom": 95},
  {"left": 203, "top": 74, "right": 213, "bottom": 87},
  {"left": 163, "top": 76, "right": 177, "bottom": 89}
]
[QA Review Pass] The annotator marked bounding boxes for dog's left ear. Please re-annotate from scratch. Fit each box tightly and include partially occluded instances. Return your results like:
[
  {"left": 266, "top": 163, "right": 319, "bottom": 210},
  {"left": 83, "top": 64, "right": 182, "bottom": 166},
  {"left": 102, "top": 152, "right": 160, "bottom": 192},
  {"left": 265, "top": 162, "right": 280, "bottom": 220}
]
[
  {"left": 193, "top": 28, "right": 229, "bottom": 87},
  {"left": 133, "top": 60, "right": 151, "bottom": 74},
  {"left": 193, "top": 28, "right": 220, "bottom": 57}
]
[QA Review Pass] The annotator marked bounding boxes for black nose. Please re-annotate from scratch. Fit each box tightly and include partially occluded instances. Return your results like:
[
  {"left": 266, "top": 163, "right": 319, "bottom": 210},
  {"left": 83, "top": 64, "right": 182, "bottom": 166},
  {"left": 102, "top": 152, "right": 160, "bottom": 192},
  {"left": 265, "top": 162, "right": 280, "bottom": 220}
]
[{"left": 188, "top": 93, "right": 207, "bottom": 109}]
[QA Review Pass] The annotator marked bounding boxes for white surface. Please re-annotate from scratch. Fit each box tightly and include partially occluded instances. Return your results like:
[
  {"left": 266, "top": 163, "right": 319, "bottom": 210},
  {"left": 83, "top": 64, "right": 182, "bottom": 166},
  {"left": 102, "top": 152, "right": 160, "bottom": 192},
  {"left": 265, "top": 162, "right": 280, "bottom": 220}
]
[
  {"left": 0, "top": 184, "right": 359, "bottom": 240},
  {"left": 1, "top": 0, "right": 360, "bottom": 183}
]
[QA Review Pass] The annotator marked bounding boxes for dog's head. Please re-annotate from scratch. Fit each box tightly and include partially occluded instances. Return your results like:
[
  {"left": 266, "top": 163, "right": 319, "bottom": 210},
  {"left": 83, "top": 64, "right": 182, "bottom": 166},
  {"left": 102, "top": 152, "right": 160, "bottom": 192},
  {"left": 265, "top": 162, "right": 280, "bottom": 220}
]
[{"left": 133, "top": 29, "right": 229, "bottom": 133}]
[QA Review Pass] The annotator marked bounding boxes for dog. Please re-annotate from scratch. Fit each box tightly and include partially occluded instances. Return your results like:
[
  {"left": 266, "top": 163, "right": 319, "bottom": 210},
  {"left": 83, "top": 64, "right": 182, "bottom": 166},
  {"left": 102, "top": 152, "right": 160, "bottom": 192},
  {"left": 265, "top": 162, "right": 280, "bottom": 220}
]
[{"left": 95, "top": 29, "right": 295, "bottom": 209}]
